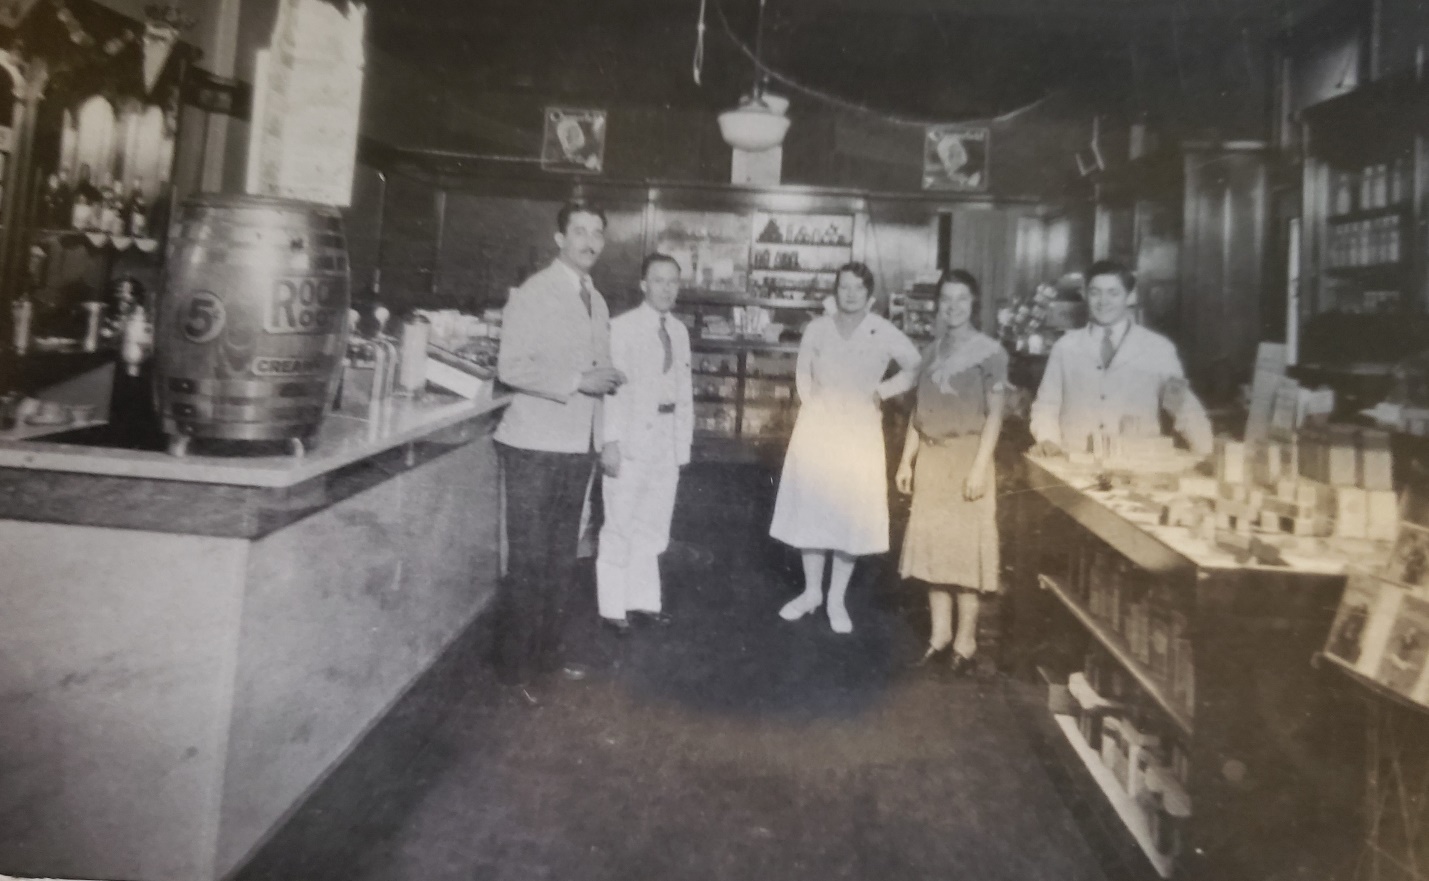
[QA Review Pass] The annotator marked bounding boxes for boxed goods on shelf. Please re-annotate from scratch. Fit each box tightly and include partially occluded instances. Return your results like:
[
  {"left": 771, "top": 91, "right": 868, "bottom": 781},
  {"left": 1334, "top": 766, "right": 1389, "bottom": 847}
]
[{"left": 1069, "top": 671, "right": 1119, "bottom": 751}]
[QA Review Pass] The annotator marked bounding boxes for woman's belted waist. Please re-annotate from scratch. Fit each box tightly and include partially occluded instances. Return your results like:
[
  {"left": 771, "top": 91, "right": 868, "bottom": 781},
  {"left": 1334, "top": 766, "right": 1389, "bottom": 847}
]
[{"left": 918, "top": 429, "right": 978, "bottom": 446}]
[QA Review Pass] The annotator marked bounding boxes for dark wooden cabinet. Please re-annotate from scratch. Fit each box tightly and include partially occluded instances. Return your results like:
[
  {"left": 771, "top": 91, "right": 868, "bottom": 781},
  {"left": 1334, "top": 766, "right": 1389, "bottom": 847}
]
[{"left": 1299, "top": 74, "right": 1429, "bottom": 378}]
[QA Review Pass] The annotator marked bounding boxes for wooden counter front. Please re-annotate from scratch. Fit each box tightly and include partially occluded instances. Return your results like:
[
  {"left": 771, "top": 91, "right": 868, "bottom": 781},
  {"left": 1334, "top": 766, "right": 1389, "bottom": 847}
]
[
  {"left": 1021, "top": 453, "right": 1366, "bottom": 881},
  {"left": 0, "top": 393, "right": 509, "bottom": 881}
]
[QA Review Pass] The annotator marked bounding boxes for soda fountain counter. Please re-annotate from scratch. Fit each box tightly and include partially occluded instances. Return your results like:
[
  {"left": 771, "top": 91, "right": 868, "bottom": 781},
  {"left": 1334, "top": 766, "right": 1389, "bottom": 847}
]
[{"left": 0, "top": 388, "right": 509, "bottom": 881}]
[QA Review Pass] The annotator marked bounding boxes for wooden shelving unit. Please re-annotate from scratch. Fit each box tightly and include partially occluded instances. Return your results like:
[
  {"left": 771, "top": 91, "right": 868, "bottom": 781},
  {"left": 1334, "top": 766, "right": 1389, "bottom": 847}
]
[
  {"left": 1299, "top": 73, "right": 1429, "bottom": 370},
  {"left": 1022, "top": 456, "right": 1361, "bottom": 880},
  {"left": 1052, "top": 714, "right": 1175, "bottom": 878},
  {"left": 1040, "top": 573, "right": 1193, "bottom": 737}
]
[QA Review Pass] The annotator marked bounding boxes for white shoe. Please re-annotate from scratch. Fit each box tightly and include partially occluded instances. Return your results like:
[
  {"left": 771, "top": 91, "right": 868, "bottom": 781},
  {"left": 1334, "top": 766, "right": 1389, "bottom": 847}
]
[
  {"left": 779, "top": 592, "right": 822, "bottom": 621},
  {"left": 827, "top": 603, "right": 853, "bottom": 634}
]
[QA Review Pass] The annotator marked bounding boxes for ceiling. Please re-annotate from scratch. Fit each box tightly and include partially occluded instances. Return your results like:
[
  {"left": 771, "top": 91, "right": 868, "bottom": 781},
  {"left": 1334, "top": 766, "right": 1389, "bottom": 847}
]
[{"left": 363, "top": 0, "right": 1335, "bottom": 142}]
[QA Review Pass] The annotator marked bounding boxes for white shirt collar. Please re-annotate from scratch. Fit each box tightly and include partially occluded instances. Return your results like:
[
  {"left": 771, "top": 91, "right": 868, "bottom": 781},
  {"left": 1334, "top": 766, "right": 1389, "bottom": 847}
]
[
  {"left": 553, "top": 259, "right": 588, "bottom": 290},
  {"left": 1091, "top": 318, "right": 1131, "bottom": 347},
  {"left": 637, "top": 301, "right": 672, "bottom": 324}
]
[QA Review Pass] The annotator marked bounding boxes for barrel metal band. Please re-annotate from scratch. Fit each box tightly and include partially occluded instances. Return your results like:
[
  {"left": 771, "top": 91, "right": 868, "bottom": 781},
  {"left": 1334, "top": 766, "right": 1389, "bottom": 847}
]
[
  {"left": 166, "top": 377, "right": 329, "bottom": 398},
  {"left": 168, "top": 400, "right": 324, "bottom": 422}
]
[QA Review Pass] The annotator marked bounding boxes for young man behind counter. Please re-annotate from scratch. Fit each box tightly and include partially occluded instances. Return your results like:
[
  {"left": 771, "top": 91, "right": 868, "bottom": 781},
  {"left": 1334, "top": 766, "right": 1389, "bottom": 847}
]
[
  {"left": 1030, "top": 260, "right": 1213, "bottom": 459},
  {"left": 493, "top": 200, "right": 626, "bottom": 699}
]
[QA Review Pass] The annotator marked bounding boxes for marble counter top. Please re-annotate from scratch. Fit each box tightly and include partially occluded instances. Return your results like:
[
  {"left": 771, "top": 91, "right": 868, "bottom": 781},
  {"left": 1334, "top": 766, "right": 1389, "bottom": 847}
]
[{"left": 0, "top": 390, "right": 510, "bottom": 489}]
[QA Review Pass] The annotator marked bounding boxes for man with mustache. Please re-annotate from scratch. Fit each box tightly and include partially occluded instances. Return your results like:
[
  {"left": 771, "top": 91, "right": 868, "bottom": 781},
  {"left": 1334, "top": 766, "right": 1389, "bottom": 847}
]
[{"left": 493, "top": 200, "right": 626, "bottom": 701}]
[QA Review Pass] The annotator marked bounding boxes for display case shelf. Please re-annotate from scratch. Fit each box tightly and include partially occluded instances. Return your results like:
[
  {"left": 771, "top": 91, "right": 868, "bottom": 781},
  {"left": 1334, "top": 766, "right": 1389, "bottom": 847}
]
[
  {"left": 753, "top": 238, "right": 853, "bottom": 248},
  {"left": 1052, "top": 714, "right": 1175, "bottom": 879},
  {"left": 1322, "top": 263, "right": 1408, "bottom": 279},
  {"left": 681, "top": 291, "right": 824, "bottom": 310},
  {"left": 1040, "top": 573, "right": 1193, "bottom": 737},
  {"left": 1023, "top": 454, "right": 1362, "bottom": 880},
  {"left": 1327, "top": 204, "right": 1411, "bottom": 225},
  {"left": 691, "top": 338, "right": 800, "bottom": 354}
]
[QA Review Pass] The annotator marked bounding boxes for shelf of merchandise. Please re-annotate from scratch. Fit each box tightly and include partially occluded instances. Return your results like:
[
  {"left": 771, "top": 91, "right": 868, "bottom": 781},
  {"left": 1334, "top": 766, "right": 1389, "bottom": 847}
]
[
  {"left": 753, "top": 239, "right": 853, "bottom": 249},
  {"left": 1053, "top": 714, "right": 1175, "bottom": 878},
  {"left": 1022, "top": 455, "right": 1360, "bottom": 881},
  {"left": 680, "top": 290, "right": 824, "bottom": 310},
  {"left": 1040, "top": 573, "right": 1193, "bottom": 737},
  {"left": 1325, "top": 204, "right": 1411, "bottom": 225},
  {"left": 1300, "top": 72, "right": 1429, "bottom": 367}
]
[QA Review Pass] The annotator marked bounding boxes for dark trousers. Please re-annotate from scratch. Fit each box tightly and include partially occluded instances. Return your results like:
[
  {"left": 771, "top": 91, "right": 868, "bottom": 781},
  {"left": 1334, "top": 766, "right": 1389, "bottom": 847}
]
[{"left": 496, "top": 442, "right": 594, "bottom": 684}]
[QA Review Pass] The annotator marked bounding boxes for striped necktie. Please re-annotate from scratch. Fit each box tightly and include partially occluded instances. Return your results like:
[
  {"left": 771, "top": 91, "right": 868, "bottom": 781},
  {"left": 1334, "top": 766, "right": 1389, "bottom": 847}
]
[
  {"left": 659, "top": 314, "right": 673, "bottom": 373},
  {"left": 578, "top": 275, "right": 593, "bottom": 315},
  {"left": 1100, "top": 325, "right": 1116, "bottom": 368}
]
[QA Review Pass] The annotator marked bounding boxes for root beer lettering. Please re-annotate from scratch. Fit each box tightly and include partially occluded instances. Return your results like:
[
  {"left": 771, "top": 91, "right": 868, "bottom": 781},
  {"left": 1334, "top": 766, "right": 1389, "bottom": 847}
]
[{"left": 266, "top": 276, "right": 344, "bottom": 334}]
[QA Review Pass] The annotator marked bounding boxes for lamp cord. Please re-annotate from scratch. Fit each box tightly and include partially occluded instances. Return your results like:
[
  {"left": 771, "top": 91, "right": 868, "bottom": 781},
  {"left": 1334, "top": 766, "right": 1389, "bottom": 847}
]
[
  {"left": 708, "top": 0, "right": 1049, "bottom": 127},
  {"left": 693, "top": 0, "right": 706, "bottom": 85}
]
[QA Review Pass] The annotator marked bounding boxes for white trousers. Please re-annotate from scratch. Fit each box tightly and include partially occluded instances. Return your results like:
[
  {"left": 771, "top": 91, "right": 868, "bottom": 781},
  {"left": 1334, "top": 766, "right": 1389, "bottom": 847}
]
[{"left": 597, "top": 441, "right": 680, "bottom": 620}]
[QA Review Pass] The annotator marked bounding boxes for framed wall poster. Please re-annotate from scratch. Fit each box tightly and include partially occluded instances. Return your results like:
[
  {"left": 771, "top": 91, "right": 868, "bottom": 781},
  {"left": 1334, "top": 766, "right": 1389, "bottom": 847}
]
[
  {"left": 923, "top": 125, "right": 989, "bottom": 192},
  {"left": 541, "top": 107, "right": 606, "bottom": 174}
]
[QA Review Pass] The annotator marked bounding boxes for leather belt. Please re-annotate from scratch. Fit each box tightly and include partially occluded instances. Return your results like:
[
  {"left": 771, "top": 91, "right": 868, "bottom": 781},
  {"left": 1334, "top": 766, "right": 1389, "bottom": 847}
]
[{"left": 656, "top": 402, "right": 677, "bottom": 414}]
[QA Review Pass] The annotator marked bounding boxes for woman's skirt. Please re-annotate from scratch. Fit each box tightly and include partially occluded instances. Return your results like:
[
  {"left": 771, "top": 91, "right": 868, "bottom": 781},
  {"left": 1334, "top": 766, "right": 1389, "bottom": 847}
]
[
  {"left": 769, "top": 398, "right": 890, "bottom": 555},
  {"left": 898, "top": 434, "right": 1000, "bottom": 592}
]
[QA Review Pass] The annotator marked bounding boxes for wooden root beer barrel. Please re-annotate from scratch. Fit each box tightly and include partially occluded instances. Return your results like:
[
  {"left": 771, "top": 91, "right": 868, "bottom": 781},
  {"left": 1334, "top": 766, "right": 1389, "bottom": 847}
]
[{"left": 155, "top": 194, "right": 351, "bottom": 448}]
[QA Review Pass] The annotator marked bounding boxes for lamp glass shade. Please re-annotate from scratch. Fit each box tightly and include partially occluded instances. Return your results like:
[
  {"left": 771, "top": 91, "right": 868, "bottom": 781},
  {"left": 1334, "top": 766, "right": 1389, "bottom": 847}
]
[{"left": 718, "top": 102, "right": 791, "bottom": 152}]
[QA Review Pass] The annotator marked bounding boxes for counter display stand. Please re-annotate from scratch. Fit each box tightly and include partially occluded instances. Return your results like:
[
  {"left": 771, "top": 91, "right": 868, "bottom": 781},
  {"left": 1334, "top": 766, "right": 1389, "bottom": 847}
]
[{"left": 1021, "top": 454, "right": 1366, "bottom": 880}]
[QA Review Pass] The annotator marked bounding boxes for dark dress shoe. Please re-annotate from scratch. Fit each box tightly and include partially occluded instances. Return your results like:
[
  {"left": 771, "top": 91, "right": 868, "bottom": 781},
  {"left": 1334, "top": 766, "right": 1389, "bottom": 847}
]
[
  {"left": 912, "top": 643, "right": 953, "bottom": 669},
  {"left": 631, "top": 610, "right": 673, "bottom": 627},
  {"left": 949, "top": 653, "right": 977, "bottom": 678},
  {"left": 602, "top": 617, "right": 632, "bottom": 636}
]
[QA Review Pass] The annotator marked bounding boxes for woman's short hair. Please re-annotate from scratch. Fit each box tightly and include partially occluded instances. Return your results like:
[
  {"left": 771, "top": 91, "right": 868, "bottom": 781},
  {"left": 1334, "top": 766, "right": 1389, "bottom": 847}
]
[
  {"left": 937, "top": 268, "right": 981, "bottom": 302},
  {"left": 836, "top": 261, "right": 876, "bottom": 296},
  {"left": 936, "top": 268, "right": 982, "bottom": 328}
]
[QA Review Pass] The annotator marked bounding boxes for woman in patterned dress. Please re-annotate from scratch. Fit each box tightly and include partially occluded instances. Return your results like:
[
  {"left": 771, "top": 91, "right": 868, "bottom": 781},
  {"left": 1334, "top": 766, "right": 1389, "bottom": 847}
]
[{"left": 895, "top": 269, "right": 1007, "bottom": 674}]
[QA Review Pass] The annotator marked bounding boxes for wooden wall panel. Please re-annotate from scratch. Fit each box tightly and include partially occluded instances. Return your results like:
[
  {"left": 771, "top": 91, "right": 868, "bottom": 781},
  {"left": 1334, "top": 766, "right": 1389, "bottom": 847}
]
[{"left": 1180, "top": 150, "right": 1268, "bottom": 403}]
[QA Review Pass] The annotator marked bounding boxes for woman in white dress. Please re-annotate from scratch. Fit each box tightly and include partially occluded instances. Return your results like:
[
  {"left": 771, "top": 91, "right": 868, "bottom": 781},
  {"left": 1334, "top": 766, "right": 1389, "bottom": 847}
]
[{"left": 769, "top": 262, "right": 922, "bottom": 634}]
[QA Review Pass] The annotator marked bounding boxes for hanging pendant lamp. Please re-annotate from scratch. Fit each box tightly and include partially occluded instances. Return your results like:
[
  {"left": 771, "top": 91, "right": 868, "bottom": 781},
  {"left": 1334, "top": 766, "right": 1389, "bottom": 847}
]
[{"left": 717, "top": 0, "right": 789, "bottom": 152}]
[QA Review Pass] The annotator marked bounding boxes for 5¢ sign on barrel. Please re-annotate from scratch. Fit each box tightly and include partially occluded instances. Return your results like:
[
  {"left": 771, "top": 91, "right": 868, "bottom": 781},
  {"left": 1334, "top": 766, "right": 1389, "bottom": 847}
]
[{"left": 180, "top": 291, "right": 227, "bottom": 343}]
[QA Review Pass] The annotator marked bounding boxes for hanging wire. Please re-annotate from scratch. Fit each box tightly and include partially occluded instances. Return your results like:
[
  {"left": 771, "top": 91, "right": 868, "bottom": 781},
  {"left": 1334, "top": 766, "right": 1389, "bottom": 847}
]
[
  {"left": 693, "top": 0, "right": 707, "bottom": 84},
  {"left": 708, "top": 0, "right": 1050, "bottom": 128}
]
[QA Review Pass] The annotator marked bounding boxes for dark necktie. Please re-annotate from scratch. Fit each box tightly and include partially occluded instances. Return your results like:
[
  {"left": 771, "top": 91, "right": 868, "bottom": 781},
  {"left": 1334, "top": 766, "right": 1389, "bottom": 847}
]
[
  {"left": 659, "top": 314, "right": 673, "bottom": 373},
  {"left": 578, "top": 275, "right": 593, "bottom": 315},
  {"left": 1100, "top": 325, "right": 1116, "bottom": 369}
]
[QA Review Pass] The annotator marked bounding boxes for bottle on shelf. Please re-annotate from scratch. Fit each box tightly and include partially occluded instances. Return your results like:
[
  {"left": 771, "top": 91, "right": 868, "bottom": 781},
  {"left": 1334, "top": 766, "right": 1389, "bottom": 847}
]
[
  {"left": 70, "top": 164, "right": 102, "bottom": 230},
  {"left": 48, "top": 171, "right": 71, "bottom": 229},
  {"left": 1390, "top": 156, "right": 1408, "bottom": 205},
  {"left": 98, "top": 183, "right": 123, "bottom": 236},
  {"left": 37, "top": 173, "right": 61, "bottom": 229},
  {"left": 124, "top": 181, "right": 149, "bottom": 238},
  {"left": 10, "top": 293, "right": 31, "bottom": 355},
  {"left": 120, "top": 304, "right": 151, "bottom": 377}
]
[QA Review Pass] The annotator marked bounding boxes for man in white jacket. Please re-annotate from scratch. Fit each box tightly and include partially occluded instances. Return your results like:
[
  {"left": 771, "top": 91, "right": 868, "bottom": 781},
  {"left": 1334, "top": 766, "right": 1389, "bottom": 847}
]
[
  {"left": 495, "top": 201, "right": 625, "bottom": 692},
  {"left": 596, "top": 253, "right": 694, "bottom": 632},
  {"left": 1031, "top": 260, "right": 1213, "bottom": 458}
]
